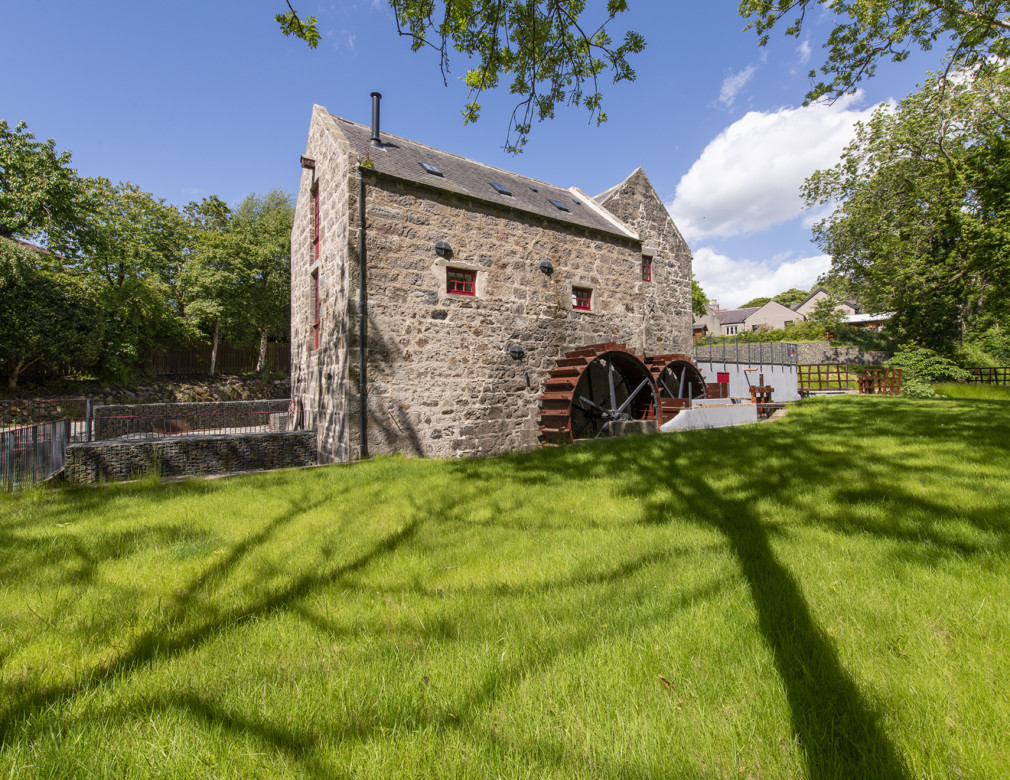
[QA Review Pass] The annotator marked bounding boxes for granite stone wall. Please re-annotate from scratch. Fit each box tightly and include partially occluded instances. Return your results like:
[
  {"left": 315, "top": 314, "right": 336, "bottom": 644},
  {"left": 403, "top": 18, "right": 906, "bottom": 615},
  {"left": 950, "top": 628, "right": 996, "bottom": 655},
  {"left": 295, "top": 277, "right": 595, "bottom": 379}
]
[
  {"left": 796, "top": 344, "right": 890, "bottom": 365},
  {"left": 291, "top": 111, "right": 694, "bottom": 463},
  {"left": 93, "top": 399, "right": 290, "bottom": 440},
  {"left": 65, "top": 431, "right": 316, "bottom": 484},
  {"left": 291, "top": 108, "right": 354, "bottom": 463}
]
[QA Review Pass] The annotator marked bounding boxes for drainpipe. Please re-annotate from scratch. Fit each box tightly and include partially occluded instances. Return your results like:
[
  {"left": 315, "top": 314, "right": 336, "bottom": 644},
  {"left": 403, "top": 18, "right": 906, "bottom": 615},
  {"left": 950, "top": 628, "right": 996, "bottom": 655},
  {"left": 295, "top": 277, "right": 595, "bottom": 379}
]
[{"left": 358, "top": 171, "right": 369, "bottom": 460}]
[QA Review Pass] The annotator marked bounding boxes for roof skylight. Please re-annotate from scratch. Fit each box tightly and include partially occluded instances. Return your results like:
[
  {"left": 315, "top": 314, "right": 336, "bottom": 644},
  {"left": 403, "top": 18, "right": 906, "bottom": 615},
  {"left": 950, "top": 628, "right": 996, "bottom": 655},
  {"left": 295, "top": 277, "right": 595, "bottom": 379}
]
[
  {"left": 529, "top": 185, "right": 539, "bottom": 192},
  {"left": 420, "top": 162, "right": 444, "bottom": 176},
  {"left": 490, "top": 182, "right": 512, "bottom": 196},
  {"left": 548, "top": 199, "right": 570, "bottom": 212}
]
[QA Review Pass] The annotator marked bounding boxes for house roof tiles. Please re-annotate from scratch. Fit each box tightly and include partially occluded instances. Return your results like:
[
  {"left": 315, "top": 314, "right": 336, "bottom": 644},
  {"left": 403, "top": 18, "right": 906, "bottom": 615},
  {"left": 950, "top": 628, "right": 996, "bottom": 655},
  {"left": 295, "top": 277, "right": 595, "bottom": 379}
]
[{"left": 328, "top": 112, "right": 637, "bottom": 241}]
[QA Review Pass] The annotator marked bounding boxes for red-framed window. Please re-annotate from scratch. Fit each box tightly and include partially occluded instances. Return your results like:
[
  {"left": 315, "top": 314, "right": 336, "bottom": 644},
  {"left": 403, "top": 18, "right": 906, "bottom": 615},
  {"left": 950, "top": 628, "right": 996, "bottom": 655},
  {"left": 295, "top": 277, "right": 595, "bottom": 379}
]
[
  {"left": 572, "top": 286, "right": 592, "bottom": 311},
  {"left": 311, "top": 269, "right": 320, "bottom": 350},
  {"left": 642, "top": 255, "right": 652, "bottom": 282},
  {"left": 312, "top": 182, "right": 320, "bottom": 261},
  {"left": 447, "top": 268, "right": 476, "bottom": 295}
]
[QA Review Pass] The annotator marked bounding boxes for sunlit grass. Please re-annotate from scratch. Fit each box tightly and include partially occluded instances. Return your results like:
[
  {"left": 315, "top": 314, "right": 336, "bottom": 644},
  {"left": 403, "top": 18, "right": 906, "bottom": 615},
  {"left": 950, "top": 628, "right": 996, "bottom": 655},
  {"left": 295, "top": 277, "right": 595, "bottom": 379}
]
[
  {"left": 933, "top": 381, "right": 1010, "bottom": 401},
  {"left": 1, "top": 396, "right": 1008, "bottom": 778}
]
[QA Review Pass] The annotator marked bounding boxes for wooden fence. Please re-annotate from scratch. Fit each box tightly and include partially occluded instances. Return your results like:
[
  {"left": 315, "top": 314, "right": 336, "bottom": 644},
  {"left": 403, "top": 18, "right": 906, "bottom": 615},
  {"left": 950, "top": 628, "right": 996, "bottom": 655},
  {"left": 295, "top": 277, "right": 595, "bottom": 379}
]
[{"left": 968, "top": 367, "right": 1010, "bottom": 385}]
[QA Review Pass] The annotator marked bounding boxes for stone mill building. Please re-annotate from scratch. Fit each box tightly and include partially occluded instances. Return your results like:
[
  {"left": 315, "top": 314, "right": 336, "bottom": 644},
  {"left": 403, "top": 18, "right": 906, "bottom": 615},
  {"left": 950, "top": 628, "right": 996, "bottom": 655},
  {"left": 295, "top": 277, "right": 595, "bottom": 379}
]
[{"left": 291, "top": 94, "right": 695, "bottom": 463}]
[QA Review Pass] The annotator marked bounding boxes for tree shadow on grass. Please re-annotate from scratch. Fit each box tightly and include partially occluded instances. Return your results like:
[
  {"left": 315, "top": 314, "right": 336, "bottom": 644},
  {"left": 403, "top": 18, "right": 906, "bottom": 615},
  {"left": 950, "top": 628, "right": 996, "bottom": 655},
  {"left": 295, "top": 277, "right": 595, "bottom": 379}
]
[{"left": 442, "top": 396, "right": 1010, "bottom": 778}]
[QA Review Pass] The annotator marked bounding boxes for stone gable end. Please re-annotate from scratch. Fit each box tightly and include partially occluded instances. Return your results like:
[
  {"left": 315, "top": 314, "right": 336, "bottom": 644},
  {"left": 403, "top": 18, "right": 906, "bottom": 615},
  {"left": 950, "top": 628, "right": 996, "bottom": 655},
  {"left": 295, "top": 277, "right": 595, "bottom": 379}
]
[{"left": 291, "top": 107, "right": 694, "bottom": 463}]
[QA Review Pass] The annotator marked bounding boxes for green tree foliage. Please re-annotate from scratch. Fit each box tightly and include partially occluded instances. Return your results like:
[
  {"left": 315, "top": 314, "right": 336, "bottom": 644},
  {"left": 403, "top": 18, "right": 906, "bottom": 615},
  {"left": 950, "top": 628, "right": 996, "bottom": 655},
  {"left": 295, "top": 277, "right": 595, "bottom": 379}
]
[
  {"left": 0, "top": 238, "right": 102, "bottom": 387},
  {"left": 803, "top": 66, "right": 1010, "bottom": 352},
  {"left": 73, "top": 178, "right": 192, "bottom": 378},
  {"left": 741, "top": 296, "right": 772, "bottom": 308},
  {"left": 182, "top": 191, "right": 293, "bottom": 373},
  {"left": 692, "top": 275, "right": 710, "bottom": 316},
  {"left": 278, "top": 1, "right": 644, "bottom": 153},
  {"left": 773, "top": 287, "right": 810, "bottom": 307},
  {"left": 0, "top": 120, "right": 82, "bottom": 252},
  {"left": 739, "top": 0, "right": 1010, "bottom": 103}
]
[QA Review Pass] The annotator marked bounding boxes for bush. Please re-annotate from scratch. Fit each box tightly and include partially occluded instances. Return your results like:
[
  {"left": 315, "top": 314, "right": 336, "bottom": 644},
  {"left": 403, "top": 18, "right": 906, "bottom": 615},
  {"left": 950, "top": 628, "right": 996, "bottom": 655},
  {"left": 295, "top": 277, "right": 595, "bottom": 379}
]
[{"left": 886, "top": 345, "right": 971, "bottom": 396}]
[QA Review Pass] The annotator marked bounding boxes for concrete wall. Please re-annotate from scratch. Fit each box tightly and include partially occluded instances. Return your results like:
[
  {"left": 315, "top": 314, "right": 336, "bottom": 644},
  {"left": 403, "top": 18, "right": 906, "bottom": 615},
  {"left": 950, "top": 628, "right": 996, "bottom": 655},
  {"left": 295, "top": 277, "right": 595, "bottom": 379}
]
[
  {"left": 695, "top": 362, "right": 801, "bottom": 402},
  {"left": 66, "top": 431, "right": 316, "bottom": 484}
]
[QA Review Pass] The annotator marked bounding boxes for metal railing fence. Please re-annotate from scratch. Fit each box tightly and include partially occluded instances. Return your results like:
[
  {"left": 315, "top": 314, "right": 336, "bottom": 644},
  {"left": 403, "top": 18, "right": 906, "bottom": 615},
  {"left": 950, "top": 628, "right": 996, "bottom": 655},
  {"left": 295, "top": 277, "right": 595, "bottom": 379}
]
[
  {"left": 694, "top": 338, "right": 799, "bottom": 367},
  {"left": 1, "top": 419, "right": 72, "bottom": 491},
  {"left": 93, "top": 400, "right": 299, "bottom": 441}
]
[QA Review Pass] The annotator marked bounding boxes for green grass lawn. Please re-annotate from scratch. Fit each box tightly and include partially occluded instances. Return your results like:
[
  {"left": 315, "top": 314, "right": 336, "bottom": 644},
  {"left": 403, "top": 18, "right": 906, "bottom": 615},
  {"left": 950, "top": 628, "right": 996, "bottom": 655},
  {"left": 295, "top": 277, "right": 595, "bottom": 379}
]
[{"left": 2, "top": 396, "right": 1008, "bottom": 778}]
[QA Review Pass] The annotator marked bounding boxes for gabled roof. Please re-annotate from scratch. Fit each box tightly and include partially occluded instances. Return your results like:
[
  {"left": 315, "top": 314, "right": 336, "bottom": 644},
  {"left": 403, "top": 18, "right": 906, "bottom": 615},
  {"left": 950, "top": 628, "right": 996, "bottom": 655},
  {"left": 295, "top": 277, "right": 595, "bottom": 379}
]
[
  {"left": 325, "top": 111, "right": 637, "bottom": 240},
  {"left": 715, "top": 307, "right": 760, "bottom": 325}
]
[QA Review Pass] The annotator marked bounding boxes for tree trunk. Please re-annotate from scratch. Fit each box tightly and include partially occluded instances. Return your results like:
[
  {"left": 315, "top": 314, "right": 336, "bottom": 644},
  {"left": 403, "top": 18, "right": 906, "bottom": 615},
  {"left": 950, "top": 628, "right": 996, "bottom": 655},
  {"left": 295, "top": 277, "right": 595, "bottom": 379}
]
[
  {"left": 256, "top": 327, "right": 269, "bottom": 373},
  {"left": 209, "top": 319, "right": 220, "bottom": 376},
  {"left": 7, "top": 357, "right": 40, "bottom": 389}
]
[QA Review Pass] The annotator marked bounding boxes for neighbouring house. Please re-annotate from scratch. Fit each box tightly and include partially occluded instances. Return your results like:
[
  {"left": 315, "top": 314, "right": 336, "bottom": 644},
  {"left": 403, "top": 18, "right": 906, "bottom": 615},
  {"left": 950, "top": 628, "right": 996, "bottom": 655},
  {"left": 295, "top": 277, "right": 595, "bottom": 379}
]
[
  {"left": 694, "top": 300, "right": 799, "bottom": 336},
  {"left": 290, "top": 96, "right": 694, "bottom": 463},
  {"left": 791, "top": 286, "right": 858, "bottom": 319},
  {"left": 843, "top": 311, "right": 893, "bottom": 330}
]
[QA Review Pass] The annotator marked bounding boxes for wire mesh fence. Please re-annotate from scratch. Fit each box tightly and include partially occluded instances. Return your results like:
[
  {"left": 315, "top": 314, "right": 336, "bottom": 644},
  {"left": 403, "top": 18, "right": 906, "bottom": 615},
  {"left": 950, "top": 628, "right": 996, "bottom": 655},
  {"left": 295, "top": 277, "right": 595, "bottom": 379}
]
[
  {"left": 92, "top": 400, "right": 298, "bottom": 441},
  {"left": 1, "top": 419, "right": 72, "bottom": 491},
  {"left": 694, "top": 339, "right": 799, "bottom": 366}
]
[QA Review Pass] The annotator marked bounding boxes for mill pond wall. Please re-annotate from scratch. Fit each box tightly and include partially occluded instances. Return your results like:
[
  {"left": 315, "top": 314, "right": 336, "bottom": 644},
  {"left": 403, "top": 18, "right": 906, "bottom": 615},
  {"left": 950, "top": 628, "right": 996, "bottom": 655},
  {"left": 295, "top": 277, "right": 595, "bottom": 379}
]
[{"left": 65, "top": 430, "right": 317, "bottom": 484}]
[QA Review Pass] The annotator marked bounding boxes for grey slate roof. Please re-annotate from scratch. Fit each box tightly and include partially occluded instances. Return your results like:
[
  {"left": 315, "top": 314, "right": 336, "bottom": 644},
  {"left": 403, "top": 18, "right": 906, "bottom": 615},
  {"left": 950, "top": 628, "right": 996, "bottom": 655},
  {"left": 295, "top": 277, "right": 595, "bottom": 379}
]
[
  {"left": 328, "top": 113, "right": 637, "bottom": 240},
  {"left": 715, "top": 307, "right": 760, "bottom": 325}
]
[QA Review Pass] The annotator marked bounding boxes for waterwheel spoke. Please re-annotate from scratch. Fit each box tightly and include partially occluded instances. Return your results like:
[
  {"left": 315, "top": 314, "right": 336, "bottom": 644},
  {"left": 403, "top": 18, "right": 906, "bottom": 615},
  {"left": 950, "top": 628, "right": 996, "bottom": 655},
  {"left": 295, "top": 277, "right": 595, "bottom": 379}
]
[
  {"left": 576, "top": 396, "right": 608, "bottom": 416},
  {"left": 677, "top": 367, "right": 687, "bottom": 397},
  {"left": 607, "top": 363, "right": 618, "bottom": 414},
  {"left": 660, "top": 376, "right": 677, "bottom": 399},
  {"left": 615, "top": 378, "right": 652, "bottom": 416}
]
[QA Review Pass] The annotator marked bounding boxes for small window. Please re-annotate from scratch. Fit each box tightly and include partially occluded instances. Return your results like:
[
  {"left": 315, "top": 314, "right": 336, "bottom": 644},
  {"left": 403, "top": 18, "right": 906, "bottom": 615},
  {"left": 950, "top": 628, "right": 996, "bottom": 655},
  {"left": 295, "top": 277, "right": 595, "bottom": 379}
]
[
  {"left": 311, "top": 269, "right": 320, "bottom": 350},
  {"left": 528, "top": 185, "right": 539, "bottom": 192},
  {"left": 726, "top": 325, "right": 738, "bottom": 335},
  {"left": 572, "top": 286, "right": 592, "bottom": 311},
  {"left": 447, "top": 268, "right": 476, "bottom": 296},
  {"left": 572, "top": 197, "right": 582, "bottom": 205},
  {"left": 784, "top": 320, "right": 793, "bottom": 327},
  {"left": 641, "top": 255, "right": 652, "bottom": 282},
  {"left": 420, "top": 162, "right": 444, "bottom": 176},
  {"left": 312, "top": 182, "right": 320, "bottom": 261},
  {"left": 490, "top": 182, "right": 512, "bottom": 196},
  {"left": 549, "top": 199, "right": 570, "bottom": 212}
]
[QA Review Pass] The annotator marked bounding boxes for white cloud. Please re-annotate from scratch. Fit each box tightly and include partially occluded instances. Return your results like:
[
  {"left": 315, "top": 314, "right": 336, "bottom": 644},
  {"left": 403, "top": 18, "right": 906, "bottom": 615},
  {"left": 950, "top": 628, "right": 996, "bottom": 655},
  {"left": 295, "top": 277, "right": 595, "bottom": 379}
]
[
  {"left": 797, "top": 40, "right": 812, "bottom": 66},
  {"left": 693, "top": 247, "right": 832, "bottom": 309},
  {"left": 668, "top": 93, "right": 880, "bottom": 243},
  {"left": 719, "top": 65, "right": 757, "bottom": 107}
]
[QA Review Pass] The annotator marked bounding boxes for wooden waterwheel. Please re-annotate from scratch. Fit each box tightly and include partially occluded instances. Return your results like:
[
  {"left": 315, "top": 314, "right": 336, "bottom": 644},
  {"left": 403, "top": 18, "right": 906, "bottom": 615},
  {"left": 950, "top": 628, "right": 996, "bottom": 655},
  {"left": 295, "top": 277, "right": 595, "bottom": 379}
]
[{"left": 538, "top": 343, "right": 658, "bottom": 445}]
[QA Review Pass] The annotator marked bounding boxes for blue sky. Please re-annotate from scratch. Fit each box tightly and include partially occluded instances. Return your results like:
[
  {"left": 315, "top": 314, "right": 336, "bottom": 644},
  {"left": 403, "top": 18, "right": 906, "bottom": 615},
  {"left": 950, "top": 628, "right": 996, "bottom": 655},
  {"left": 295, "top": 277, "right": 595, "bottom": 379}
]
[{"left": 1, "top": 0, "right": 946, "bottom": 307}]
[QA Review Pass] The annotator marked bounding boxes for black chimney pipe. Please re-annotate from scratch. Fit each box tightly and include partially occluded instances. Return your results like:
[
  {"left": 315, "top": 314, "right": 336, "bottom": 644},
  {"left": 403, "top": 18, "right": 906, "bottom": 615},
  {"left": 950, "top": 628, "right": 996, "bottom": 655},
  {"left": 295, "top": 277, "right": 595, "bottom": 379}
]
[{"left": 370, "top": 91, "right": 382, "bottom": 147}]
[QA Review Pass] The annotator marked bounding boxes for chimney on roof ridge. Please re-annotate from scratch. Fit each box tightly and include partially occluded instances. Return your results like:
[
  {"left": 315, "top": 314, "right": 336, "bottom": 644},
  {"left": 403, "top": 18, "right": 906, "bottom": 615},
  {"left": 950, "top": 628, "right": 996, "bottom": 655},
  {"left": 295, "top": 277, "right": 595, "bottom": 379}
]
[{"left": 370, "top": 92, "right": 382, "bottom": 147}]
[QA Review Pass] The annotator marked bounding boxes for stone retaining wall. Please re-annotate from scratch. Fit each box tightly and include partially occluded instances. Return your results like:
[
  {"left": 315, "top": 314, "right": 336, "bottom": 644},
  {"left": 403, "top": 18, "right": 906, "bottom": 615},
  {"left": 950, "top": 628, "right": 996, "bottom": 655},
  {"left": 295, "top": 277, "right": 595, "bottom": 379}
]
[
  {"left": 795, "top": 344, "right": 890, "bottom": 365},
  {"left": 94, "top": 399, "right": 290, "bottom": 440},
  {"left": 65, "top": 430, "right": 316, "bottom": 484}
]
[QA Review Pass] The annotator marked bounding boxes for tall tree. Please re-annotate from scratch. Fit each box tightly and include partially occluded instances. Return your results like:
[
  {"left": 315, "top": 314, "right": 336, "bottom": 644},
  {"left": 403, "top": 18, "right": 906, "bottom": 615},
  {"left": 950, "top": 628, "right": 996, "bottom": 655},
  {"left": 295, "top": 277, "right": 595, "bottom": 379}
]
[
  {"left": 692, "top": 275, "right": 710, "bottom": 316},
  {"left": 0, "top": 238, "right": 102, "bottom": 387},
  {"left": 803, "top": 66, "right": 1010, "bottom": 350},
  {"left": 182, "top": 191, "right": 293, "bottom": 374},
  {"left": 0, "top": 120, "right": 82, "bottom": 252},
  {"left": 739, "top": 0, "right": 1010, "bottom": 103},
  {"left": 74, "top": 178, "right": 191, "bottom": 377},
  {"left": 277, "top": 1, "right": 644, "bottom": 153},
  {"left": 228, "top": 190, "right": 293, "bottom": 372}
]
